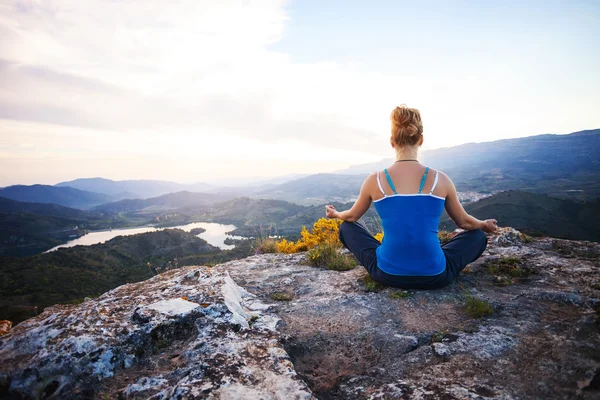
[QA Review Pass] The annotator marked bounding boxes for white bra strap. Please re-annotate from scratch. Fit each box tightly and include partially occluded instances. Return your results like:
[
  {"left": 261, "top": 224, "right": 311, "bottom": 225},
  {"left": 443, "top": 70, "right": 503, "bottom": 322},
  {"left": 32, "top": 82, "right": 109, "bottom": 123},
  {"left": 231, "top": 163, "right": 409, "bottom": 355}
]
[
  {"left": 376, "top": 171, "right": 386, "bottom": 196},
  {"left": 430, "top": 170, "right": 439, "bottom": 194}
]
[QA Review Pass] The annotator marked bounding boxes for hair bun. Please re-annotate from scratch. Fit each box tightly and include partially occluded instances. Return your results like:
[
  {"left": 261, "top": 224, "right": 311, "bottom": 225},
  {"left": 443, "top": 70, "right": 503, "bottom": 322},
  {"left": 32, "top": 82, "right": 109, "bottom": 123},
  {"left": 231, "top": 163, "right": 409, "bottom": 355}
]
[{"left": 390, "top": 104, "right": 423, "bottom": 146}]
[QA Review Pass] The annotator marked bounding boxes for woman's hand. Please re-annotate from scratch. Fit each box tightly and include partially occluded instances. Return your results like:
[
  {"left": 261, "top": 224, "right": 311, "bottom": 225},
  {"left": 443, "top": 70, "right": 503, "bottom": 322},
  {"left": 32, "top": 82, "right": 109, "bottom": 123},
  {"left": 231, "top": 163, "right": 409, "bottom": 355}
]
[
  {"left": 481, "top": 219, "right": 498, "bottom": 233},
  {"left": 325, "top": 205, "right": 339, "bottom": 219}
]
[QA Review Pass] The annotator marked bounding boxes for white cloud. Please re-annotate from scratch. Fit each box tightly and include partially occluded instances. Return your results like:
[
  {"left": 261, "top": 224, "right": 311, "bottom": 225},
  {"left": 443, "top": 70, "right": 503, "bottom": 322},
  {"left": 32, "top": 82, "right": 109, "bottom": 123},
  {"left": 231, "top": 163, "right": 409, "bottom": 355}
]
[{"left": 0, "top": 0, "right": 598, "bottom": 185}]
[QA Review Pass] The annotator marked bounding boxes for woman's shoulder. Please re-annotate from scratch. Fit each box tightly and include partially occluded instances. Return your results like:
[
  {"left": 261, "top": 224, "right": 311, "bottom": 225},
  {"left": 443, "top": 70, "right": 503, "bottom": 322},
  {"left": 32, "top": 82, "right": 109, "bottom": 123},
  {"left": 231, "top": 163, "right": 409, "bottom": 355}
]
[{"left": 430, "top": 169, "right": 455, "bottom": 194}]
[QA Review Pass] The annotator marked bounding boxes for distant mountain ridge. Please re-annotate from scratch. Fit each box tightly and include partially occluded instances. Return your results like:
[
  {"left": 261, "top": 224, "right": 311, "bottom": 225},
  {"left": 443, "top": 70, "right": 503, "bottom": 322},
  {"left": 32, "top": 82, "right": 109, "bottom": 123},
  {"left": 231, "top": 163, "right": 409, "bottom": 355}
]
[
  {"left": 339, "top": 129, "right": 600, "bottom": 176},
  {"left": 255, "top": 173, "right": 366, "bottom": 205},
  {"left": 55, "top": 178, "right": 217, "bottom": 200},
  {"left": 329, "top": 129, "right": 600, "bottom": 201},
  {"left": 0, "top": 185, "right": 113, "bottom": 209},
  {"left": 94, "top": 191, "right": 236, "bottom": 213},
  {"left": 0, "top": 197, "right": 88, "bottom": 218}
]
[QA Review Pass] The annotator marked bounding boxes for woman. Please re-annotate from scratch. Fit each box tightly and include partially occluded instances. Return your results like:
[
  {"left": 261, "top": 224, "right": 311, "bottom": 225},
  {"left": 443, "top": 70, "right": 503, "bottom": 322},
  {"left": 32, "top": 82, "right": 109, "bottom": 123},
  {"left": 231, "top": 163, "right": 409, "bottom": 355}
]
[{"left": 325, "top": 105, "right": 497, "bottom": 289}]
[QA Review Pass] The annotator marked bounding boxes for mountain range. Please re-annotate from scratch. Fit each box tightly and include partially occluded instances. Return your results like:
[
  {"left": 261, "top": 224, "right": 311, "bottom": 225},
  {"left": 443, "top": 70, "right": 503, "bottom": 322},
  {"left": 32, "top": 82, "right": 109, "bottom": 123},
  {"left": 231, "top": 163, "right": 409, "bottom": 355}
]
[
  {"left": 1, "top": 129, "right": 598, "bottom": 209},
  {"left": 55, "top": 178, "right": 218, "bottom": 200},
  {"left": 0, "top": 185, "right": 113, "bottom": 209},
  {"left": 338, "top": 129, "right": 600, "bottom": 201}
]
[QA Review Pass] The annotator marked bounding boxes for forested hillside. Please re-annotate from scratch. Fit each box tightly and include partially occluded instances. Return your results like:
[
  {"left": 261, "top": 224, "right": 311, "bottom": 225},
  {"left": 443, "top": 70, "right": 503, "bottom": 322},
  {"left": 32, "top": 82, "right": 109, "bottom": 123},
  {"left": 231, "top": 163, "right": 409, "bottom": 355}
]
[
  {"left": 0, "top": 229, "right": 222, "bottom": 324},
  {"left": 440, "top": 190, "right": 600, "bottom": 241}
]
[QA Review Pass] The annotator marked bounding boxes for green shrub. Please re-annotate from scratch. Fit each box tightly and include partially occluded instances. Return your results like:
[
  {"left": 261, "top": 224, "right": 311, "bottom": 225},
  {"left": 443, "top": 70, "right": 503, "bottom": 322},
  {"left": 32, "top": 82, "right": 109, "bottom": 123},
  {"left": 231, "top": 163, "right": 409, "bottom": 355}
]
[{"left": 307, "top": 244, "right": 357, "bottom": 271}]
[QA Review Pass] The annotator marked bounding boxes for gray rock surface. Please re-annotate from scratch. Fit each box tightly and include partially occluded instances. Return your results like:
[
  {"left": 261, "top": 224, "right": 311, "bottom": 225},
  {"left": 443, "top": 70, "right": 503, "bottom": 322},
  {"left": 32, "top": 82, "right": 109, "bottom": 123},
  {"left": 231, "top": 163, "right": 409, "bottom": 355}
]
[
  {"left": 0, "top": 268, "right": 312, "bottom": 399},
  {"left": 1, "top": 228, "right": 599, "bottom": 399},
  {"left": 222, "top": 229, "right": 600, "bottom": 399}
]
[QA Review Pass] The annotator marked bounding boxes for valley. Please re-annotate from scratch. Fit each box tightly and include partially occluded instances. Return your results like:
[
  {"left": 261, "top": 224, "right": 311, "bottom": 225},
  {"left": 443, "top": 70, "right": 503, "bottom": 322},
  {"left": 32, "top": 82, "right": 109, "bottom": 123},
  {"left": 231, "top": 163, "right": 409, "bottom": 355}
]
[{"left": 2, "top": 128, "right": 599, "bottom": 327}]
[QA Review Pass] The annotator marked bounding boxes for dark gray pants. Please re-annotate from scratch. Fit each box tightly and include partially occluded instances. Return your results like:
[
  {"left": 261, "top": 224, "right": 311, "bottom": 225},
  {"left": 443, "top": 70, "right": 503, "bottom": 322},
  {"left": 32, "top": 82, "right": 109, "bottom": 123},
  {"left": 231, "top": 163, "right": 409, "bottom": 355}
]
[{"left": 338, "top": 220, "right": 487, "bottom": 289}]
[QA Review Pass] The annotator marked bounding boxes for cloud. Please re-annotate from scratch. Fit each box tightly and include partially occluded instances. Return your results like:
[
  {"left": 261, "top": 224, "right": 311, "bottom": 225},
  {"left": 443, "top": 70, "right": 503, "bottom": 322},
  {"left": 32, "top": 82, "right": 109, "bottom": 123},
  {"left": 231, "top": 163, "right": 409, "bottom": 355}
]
[
  {"left": 0, "top": 0, "right": 390, "bottom": 157},
  {"left": 1, "top": 0, "right": 598, "bottom": 186}
]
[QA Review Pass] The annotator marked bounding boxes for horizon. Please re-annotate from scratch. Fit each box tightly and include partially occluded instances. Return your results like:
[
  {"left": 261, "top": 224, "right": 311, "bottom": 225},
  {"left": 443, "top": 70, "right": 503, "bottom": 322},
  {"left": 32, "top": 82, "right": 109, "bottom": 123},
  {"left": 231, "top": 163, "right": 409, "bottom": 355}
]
[
  {"left": 1, "top": 0, "right": 599, "bottom": 186},
  {"left": 0, "top": 126, "right": 597, "bottom": 187}
]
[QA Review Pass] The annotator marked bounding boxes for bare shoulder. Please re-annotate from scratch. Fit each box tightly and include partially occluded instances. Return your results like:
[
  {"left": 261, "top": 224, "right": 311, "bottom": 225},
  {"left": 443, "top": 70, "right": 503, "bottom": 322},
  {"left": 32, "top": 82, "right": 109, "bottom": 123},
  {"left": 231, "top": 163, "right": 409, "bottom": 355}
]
[
  {"left": 365, "top": 171, "right": 378, "bottom": 182},
  {"left": 362, "top": 172, "right": 378, "bottom": 188},
  {"left": 361, "top": 172, "right": 380, "bottom": 198},
  {"left": 431, "top": 170, "right": 455, "bottom": 197},
  {"left": 433, "top": 170, "right": 453, "bottom": 185}
]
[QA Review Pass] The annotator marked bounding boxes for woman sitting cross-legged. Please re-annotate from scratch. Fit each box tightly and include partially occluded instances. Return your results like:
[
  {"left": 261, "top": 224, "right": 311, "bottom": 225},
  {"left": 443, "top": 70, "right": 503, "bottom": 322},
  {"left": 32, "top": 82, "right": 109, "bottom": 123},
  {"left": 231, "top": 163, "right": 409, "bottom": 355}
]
[{"left": 325, "top": 105, "right": 497, "bottom": 289}]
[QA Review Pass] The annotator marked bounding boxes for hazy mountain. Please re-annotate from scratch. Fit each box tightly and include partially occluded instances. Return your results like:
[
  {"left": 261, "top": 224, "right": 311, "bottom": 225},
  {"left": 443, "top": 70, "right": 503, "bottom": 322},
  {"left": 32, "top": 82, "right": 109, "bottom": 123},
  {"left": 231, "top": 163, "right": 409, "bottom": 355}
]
[
  {"left": 0, "top": 185, "right": 113, "bottom": 209},
  {"left": 0, "top": 197, "right": 88, "bottom": 219},
  {"left": 333, "top": 129, "right": 600, "bottom": 200},
  {"left": 94, "top": 191, "right": 235, "bottom": 213},
  {"left": 255, "top": 173, "right": 366, "bottom": 205},
  {"left": 439, "top": 190, "right": 600, "bottom": 241},
  {"left": 205, "top": 173, "right": 311, "bottom": 187},
  {"left": 55, "top": 178, "right": 218, "bottom": 200}
]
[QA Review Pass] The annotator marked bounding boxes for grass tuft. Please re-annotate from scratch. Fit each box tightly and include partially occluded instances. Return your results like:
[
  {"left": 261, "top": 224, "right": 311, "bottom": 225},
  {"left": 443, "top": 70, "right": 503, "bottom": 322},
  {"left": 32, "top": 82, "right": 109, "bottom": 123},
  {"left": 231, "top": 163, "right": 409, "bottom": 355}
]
[
  {"left": 307, "top": 244, "right": 357, "bottom": 271},
  {"left": 390, "top": 290, "right": 411, "bottom": 299},
  {"left": 253, "top": 237, "right": 279, "bottom": 255},
  {"left": 487, "top": 256, "right": 528, "bottom": 285},
  {"left": 363, "top": 275, "right": 384, "bottom": 292},
  {"left": 431, "top": 329, "right": 449, "bottom": 343},
  {"left": 270, "top": 292, "right": 294, "bottom": 301},
  {"left": 463, "top": 292, "right": 494, "bottom": 318}
]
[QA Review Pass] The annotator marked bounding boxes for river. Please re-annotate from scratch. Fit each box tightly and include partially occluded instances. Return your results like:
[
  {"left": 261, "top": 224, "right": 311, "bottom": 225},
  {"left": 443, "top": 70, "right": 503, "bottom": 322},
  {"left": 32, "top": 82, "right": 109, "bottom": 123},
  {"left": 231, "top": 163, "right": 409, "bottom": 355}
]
[{"left": 45, "top": 222, "right": 243, "bottom": 252}]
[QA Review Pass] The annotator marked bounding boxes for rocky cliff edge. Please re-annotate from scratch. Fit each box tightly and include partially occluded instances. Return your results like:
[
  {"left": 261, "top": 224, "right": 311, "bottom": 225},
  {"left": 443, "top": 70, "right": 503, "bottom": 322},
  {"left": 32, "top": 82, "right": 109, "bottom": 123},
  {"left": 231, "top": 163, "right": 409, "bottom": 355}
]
[{"left": 1, "top": 228, "right": 599, "bottom": 399}]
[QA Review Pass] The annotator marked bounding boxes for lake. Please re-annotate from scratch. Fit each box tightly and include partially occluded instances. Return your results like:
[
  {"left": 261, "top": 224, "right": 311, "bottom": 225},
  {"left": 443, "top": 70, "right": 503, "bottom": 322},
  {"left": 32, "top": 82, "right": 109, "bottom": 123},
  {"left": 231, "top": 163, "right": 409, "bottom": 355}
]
[{"left": 45, "top": 222, "right": 243, "bottom": 252}]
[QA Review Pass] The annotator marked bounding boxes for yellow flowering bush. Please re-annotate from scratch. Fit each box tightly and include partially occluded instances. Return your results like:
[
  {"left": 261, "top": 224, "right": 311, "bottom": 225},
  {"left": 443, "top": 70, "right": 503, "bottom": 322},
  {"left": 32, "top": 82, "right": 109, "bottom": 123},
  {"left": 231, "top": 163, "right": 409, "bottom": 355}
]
[{"left": 276, "top": 218, "right": 342, "bottom": 254}]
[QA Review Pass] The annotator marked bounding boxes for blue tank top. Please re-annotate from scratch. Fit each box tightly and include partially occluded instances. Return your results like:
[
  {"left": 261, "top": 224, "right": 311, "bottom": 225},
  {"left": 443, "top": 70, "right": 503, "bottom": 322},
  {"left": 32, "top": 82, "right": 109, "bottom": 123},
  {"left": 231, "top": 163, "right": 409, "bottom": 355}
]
[{"left": 373, "top": 168, "right": 446, "bottom": 276}]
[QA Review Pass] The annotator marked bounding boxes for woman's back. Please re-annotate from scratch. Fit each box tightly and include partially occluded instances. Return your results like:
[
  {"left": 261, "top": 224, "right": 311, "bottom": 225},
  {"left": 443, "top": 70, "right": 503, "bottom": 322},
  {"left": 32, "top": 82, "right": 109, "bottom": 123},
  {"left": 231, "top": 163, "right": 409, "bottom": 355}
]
[{"left": 373, "top": 164, "right": 446, "bottom": 276}]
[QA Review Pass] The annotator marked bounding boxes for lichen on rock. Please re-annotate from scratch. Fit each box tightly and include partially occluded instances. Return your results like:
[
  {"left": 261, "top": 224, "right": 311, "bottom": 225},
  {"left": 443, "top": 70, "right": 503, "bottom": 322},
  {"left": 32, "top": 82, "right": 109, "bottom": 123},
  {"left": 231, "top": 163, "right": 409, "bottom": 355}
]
[{"left": 0, "top": 267, "right": 312, "bottom": 399}]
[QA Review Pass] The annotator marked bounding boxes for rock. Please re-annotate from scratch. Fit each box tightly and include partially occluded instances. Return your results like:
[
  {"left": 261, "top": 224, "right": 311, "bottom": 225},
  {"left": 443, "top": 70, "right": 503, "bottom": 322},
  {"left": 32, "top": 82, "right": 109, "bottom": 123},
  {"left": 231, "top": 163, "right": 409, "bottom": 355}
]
[
  {"left": 490, "top": 227, "right": 529, "bottom": 247},
  {"left": 0, "top": 320, "right": 11, "bottom": 336},
  {"left": 1, "top": 228, "right": 600, "bottom": 399},
  {"left": 0, "top": 268, "right": 312, "bottom": 399},
  {"left": 432, "top": 342, "right": 451, "bottom": 359}
]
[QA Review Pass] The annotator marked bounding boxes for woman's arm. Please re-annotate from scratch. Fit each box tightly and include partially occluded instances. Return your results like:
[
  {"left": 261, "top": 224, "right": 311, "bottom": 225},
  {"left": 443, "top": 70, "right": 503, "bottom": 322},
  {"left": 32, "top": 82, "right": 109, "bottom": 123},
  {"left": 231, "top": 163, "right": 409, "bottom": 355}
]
[
  {"left": 325, "top": 174, "right": 374, "bottom": 222},
  {"left": 444, "top": 174, "right": 497, "bottom": 233}
]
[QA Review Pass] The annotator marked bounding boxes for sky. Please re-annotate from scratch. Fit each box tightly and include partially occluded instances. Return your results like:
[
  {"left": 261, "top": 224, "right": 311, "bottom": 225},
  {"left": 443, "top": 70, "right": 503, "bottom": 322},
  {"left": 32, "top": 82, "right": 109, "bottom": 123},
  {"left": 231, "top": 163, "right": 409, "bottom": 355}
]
[{"left": 0, "top": 0, "right": 598, "bottom": 186}]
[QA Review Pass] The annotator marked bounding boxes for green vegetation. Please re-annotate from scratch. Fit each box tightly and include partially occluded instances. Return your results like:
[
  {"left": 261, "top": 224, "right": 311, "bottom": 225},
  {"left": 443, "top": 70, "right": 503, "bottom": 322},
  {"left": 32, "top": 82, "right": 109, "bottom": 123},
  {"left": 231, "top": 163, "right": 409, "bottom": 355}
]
[
  {"left": 253, "top": 237, "right": 278, "bottom": 254},
  {"left": 439, "top": 191, "right": 600, "bottom": 242},
  {"left": 362, "top": 275, "right": 384, "bottom": 292},
  {"left": 0, "top": 197, "right": 154, "bottom": 257},
  {"left": 307, "top": 244, "right": 357, "bottom": 271},
  {"left": 431, "top": 329, "right": 449, "bottom": 343},
  {"left": 488, "top": 256, "right": 525, "bottom": 276},
  {"left": 390, "top": 290, "right": 411, "bottom": 299},
  {"left": 270, "top": 292, "right": 294, "bottom": 301},
  {"left": 0, "top": 229, "right": 251, "bottom": 324},
  {"left": 463, "top": 292, "right": 494, "bottom": 318},
  {"left": 486, "top": 256, "right": 530, "bottom": 286}
]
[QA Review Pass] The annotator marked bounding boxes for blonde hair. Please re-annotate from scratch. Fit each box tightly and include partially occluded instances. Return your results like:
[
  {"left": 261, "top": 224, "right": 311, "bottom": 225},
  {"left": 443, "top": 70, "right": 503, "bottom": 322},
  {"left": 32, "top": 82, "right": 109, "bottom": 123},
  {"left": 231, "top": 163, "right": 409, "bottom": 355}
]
[{"left": 390, "top": 104, "right": 423, "bottom": 147}]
